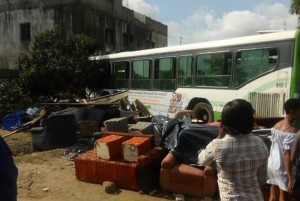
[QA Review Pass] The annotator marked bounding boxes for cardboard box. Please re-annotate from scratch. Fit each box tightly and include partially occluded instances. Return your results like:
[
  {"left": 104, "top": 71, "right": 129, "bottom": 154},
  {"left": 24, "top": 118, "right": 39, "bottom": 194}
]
[
  {"left": 96, "top": 135, "right": 127, "bottom": 160},
  {"left": 122, "top": 137, "right": 152, "bottom": 162}
]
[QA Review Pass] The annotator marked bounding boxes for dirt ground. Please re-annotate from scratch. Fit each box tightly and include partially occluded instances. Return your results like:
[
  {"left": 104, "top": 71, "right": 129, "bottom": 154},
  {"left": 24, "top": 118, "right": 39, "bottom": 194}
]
[{"left": 1, "top": 129, "right": 211, "bottom": 201}]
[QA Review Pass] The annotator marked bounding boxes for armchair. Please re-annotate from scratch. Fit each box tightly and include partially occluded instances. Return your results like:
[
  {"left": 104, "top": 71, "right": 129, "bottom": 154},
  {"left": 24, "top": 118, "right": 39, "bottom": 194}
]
[
  {"left": 31, "top": 113, "right": 77, "bottom": 150},
  {"left": 160, "top": 152, "right": 217, "bottom": 197}
]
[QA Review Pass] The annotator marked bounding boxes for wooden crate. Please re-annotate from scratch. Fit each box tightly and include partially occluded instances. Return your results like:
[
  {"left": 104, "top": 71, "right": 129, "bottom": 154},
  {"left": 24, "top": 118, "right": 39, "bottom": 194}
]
[
  {"left": 95, "top": 135, "right": 127, "bottom": 160},
  {"left": 122, "top": 137, "right": 152, "bottom": 162}
]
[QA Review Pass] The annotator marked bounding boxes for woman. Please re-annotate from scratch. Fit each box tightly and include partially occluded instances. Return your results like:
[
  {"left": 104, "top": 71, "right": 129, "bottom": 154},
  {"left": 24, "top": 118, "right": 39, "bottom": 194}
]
[
  {"left": 267, "top": 98, "right": 300, "bottom": 201},
  {"left": 198, "top": 99, "right": 269, "bottom": 201}
]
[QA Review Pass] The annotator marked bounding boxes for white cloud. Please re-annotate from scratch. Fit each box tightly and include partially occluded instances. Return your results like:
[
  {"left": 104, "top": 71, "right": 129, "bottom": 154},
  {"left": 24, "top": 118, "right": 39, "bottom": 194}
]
[
  {"left": 124, "top": 0, "right": 159, "bottom": 19},
  {"left": 167, "top": 2, "right": 298, "bottom": 46},
  {"left": 123, "top": 1, "right": 298, "bottom": 46}
]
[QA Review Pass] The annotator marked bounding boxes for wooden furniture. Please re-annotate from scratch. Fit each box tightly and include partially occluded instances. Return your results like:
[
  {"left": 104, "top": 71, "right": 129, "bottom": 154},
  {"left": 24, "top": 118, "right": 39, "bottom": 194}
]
[{"left": 160, "top": 152, "right": 217, "bottom": 197}]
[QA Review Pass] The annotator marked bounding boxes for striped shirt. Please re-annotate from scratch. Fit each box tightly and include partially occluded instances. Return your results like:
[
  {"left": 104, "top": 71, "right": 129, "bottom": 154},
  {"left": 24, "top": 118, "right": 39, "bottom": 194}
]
[{"left": 198, "top": 133, "right": 269, "bottom": 201}]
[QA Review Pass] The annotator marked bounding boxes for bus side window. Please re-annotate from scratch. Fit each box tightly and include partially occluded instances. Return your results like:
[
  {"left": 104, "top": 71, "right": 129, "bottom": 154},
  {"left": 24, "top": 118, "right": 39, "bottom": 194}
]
[
  {"left": 113, "top": 61, "right": 130, "bottom": 89},
  {"left": 196, "top": 52, "right": 231, "bottom": 87},
  {"left": 234, "top": 48, "right": 278, "bottom": 87},
  {"left": 131, "top": 60, "right": 151, "bottom": 90},
  {"left": 178, "top": 55, "right": 193, "bottom": 87},
  {"left": 153, "top": 57, "right": 176, "bottom": 90}
]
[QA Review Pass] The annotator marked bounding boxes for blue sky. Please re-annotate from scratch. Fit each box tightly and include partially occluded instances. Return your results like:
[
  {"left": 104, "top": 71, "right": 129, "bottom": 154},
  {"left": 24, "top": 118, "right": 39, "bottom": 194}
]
[{"left": 123, "top": 0, "right": 298, "bottom": 46}]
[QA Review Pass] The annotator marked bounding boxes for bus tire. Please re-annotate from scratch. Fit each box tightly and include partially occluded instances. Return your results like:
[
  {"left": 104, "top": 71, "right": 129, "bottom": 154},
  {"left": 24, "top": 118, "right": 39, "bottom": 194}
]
[{"left": 193, "top": 102, "right": 214, "bottom": 123}]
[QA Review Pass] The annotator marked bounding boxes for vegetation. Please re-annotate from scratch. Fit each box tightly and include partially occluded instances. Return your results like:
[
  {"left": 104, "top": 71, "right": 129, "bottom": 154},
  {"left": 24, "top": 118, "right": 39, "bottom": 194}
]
[
  {"left": 0, "top": 28, "right": 107, "bottom": 119},
  {"left": 0, "top": 79, "right": 33, "bottom": 119},
  {"left": 17, "top": 29, "right": 103, "bottom": 98},
  {"left": 291, "top": 0, "right": 300, "bottom": 25}
]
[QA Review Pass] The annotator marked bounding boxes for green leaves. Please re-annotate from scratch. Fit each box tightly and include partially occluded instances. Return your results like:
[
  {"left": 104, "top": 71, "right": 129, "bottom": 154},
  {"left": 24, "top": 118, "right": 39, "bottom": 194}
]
[
  {"left": 290, "top": 0, "right": 300, "bottom": 26},
  {"left": 17, "top": 28, "right": 99, "bottom": 98}
]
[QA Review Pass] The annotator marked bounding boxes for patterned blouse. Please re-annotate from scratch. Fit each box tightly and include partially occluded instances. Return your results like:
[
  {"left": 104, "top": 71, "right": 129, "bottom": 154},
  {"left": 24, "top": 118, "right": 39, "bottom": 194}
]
[{"left": 198, "top": 133, "right": 269, "bottom": 201}]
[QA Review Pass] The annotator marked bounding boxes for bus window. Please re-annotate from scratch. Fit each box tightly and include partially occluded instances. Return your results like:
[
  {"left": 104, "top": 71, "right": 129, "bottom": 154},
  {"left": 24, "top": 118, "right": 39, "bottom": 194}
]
[
  {"left": 113, "top": 61, "right": 129, "bottom": 89},
  {"left": 131, "top": 60, "right": 151, "bottom": 90},
  {"left": 234, "top": 48, "right": 278, "bottom": 87},
  {"left": 153, "top": 57, "right": 176, "bottom": 90},
  {"left": 178, "top": 56, "right": 193, "bottom": 87},
  {"left": 195, "top": 52, "right": 232, "bottom": 87},
  {"left": 91, "top": 60, "right": 113, "bottom": 88}
]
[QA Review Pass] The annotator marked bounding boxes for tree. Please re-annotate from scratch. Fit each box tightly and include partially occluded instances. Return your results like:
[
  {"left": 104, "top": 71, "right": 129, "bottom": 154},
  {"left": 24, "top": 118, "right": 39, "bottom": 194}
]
[
  {"left": 290, "top": 0, "right": 300, "bottom": 25},
  {"left": 17, "top": 29, "right": 104, "bottom": 99},
  {"left": 0, "top": 79, "right": 33, "bottom": 120}
]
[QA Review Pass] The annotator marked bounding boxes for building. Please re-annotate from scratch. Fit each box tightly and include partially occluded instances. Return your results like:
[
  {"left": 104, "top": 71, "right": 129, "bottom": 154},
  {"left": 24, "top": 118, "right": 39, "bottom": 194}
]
[{"left": 0, "top": 0, "right": 168, "bottom": 79}]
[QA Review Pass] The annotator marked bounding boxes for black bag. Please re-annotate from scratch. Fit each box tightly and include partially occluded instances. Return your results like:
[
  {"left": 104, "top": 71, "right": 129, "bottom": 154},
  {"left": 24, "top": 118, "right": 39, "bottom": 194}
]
[
  {"left": 151, "top": 115, "right": 172, "bottom": 136},
  {"left": 151, "top": 115, "right": 185, "bottom": 149},
  {"left": 172, "top": 124, "right": 219, "bottom": 164},
  {"left": 161, "top": 118, "right": 183, "bottom": 150}
]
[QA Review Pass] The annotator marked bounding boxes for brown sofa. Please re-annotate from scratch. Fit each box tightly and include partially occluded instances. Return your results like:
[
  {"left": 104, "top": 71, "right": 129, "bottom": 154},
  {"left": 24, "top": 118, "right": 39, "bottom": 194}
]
[{"left": 160, "top": 152, "right": 217, "bottom": 197}]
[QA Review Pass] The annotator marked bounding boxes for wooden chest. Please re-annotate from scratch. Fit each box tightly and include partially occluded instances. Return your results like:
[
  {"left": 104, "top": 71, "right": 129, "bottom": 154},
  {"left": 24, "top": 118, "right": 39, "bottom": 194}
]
[
  {"left": 122, "top": 137, "right": 152, "bottom": 162},
  {"left": 95, "top": 135, "right": 127, "bottom": 160}
]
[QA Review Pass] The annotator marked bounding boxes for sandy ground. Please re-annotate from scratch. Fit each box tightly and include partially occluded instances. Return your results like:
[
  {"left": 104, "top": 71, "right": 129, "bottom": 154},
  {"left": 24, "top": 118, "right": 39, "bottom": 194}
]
[{"left": 1, "top": 129, "right": 214, "bottom": 201}]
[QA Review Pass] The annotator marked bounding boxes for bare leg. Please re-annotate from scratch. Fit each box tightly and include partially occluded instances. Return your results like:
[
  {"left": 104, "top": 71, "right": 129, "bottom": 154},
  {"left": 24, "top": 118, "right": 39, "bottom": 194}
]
[
  {"left": 279, "top": 189, "right": 291, "bottom": 201},
  {"left": 269, "top": 185, "right": 279, "bottom": 201}
]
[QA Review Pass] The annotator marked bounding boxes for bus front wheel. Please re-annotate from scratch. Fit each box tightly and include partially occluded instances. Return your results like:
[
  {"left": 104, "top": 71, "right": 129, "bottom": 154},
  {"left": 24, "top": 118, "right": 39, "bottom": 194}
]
[{"left": 193, "top": 102, "right": 214, "bottom": 123}]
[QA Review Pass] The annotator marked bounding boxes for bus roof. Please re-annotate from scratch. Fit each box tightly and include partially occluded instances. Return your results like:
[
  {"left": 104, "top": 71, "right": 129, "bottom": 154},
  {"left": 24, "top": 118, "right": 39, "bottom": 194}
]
[{"left": 90, "top": 30, "right": 297, "bottom": 60}]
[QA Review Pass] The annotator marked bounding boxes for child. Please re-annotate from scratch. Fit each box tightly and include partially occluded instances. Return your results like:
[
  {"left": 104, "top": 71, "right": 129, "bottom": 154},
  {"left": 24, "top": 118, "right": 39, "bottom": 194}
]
[{"left": 267, "top": 98, "right": 300, "bottom": 201}]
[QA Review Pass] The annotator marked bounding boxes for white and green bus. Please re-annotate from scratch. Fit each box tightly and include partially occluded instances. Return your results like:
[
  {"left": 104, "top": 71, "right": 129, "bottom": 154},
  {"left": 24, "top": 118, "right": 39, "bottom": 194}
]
[{"left": 90, "top": 30, "right": 300, "bottom": 123}]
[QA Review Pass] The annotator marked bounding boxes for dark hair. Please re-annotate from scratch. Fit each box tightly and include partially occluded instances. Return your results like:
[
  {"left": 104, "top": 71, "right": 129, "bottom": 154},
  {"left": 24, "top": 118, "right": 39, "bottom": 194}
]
[
  {"left": 284, "top": 98, "right": 300, "bottom": 114},
  {"left": 221, "top": 99, "right": 254, "bottom": 135}
]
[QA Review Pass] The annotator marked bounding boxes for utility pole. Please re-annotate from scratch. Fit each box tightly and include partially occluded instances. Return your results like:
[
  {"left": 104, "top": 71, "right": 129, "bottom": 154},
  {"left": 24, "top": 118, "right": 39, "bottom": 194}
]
[{"left": 180, "top": 37, "right": 183, "bottom": 45}]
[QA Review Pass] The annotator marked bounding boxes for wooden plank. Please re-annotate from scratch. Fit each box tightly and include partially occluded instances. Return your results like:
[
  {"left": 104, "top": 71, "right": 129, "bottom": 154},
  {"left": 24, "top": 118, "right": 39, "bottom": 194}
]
[{"left": 87, "top": 91, "right": 129, "bottom": 104}]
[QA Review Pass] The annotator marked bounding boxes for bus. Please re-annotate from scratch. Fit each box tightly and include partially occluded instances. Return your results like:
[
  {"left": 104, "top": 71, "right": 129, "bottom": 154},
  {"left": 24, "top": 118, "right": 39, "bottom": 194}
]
[{"left": 89, "top": 30, "right": 300, "bottom": 123}]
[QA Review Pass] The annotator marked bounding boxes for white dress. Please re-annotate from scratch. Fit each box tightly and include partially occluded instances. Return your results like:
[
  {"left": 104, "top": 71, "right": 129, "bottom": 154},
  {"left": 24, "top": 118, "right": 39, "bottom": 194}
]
[{"left": 267, "top": 128, "right": 295, "bottom": 191}]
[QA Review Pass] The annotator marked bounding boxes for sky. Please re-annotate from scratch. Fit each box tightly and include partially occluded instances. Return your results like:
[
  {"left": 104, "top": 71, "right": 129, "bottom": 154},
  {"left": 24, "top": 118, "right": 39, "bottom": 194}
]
[{"left": 122, "top": 0, "right": 298, "bottom": 46}]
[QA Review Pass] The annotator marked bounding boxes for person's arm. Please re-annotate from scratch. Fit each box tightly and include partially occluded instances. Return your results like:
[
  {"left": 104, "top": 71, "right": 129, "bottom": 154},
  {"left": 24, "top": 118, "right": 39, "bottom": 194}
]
[
  {"left": 257, "top": 144, "right": 269, "bottom": 186},
  {"left": 284, "top": 149, "right": 293, "bottom": 193},
  {"left": 198, "top": 140, "right": 217, "bottom": 166},
  {"left": 291, "top": 131, "right": 300, "bottom": 165}
]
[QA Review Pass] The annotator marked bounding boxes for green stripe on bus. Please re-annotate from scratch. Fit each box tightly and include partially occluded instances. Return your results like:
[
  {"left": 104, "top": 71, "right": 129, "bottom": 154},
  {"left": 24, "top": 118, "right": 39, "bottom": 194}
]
[{"left": 291, "top": 29, "right": 300, "bottom": 97}]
